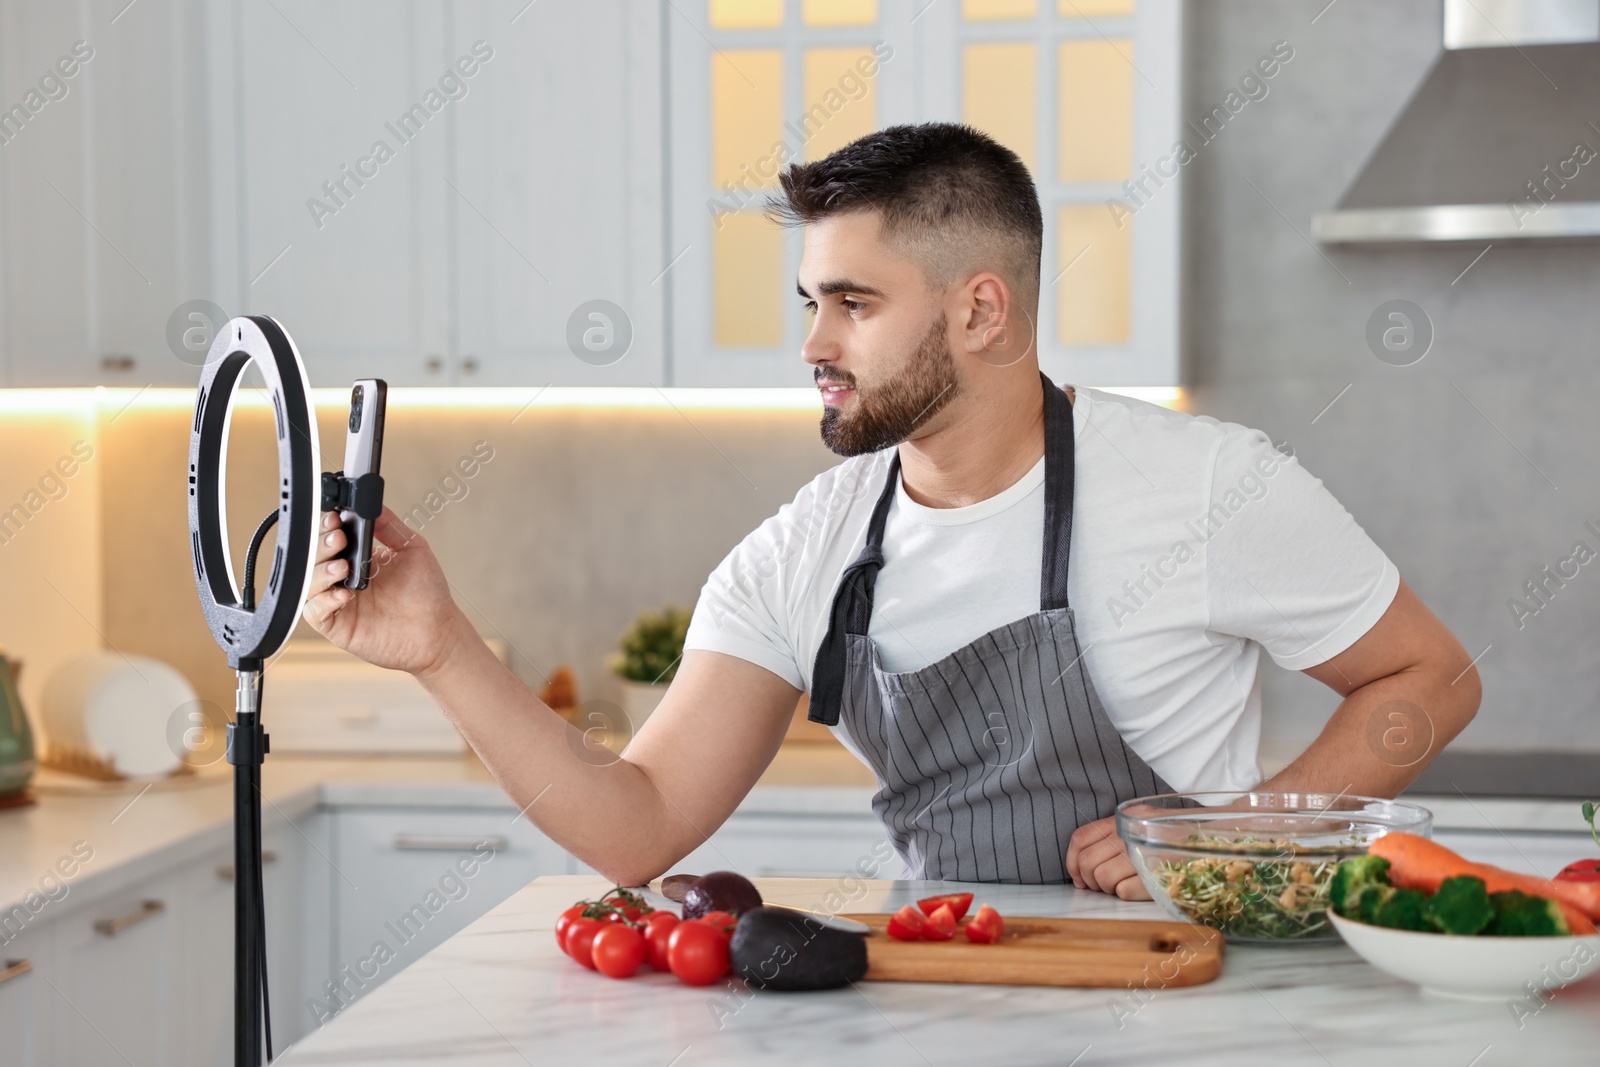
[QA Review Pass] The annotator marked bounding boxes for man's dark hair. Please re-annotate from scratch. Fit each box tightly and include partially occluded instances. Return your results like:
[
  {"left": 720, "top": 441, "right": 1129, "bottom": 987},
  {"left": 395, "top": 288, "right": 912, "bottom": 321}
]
[{"left": 769, "top": 123, "right": 1043, "bottom": 305}]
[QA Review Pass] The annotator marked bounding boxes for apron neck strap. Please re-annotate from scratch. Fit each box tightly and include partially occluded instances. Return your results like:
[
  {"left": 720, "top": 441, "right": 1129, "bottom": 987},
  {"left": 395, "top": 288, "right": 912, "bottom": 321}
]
[
  {"left": 806, "top": 376, "right": 1076, "bottom": 725},
  {"left": 807, "top": 451, "right": 898, "bottom": 724},
  {"left": 1040, "top": 372, "right": 1076, "bottom": 612}
]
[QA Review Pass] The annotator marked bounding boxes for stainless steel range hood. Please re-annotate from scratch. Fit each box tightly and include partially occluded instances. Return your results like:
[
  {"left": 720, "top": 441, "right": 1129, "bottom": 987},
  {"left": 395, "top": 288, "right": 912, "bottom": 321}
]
[{"left": 1313, "top": 0, "right": 1600, "bottom": 244}]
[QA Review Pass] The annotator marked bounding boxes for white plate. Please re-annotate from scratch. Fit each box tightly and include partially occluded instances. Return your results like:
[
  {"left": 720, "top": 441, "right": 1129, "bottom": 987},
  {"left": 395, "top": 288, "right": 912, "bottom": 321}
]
[{"left": 1330, "top": 911, "right": 1600, "bottom": 1000}]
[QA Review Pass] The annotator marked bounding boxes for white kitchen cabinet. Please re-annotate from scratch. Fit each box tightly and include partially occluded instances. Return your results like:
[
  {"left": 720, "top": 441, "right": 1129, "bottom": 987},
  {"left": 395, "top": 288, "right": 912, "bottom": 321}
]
[
  {"left": 178, "top": 821, "right": 308, "bottom": 1065},
  {"left": 0, "top": 0, "right": 211, "bottom": 387},
  {"left": 314, "top": 807, "right": 564, "bottom": 1021},
  {"left": 54, "top": 878, "right": 178, "bottom": 1066},
  {"left": 0, "top": 924, "right": 55, "bottom": 1067},
  {"left": 202, "top": 0, "right": 455, "bottom": 389},
  {"left": 450, "top": 0, "right": 665, "bottom": 387}
]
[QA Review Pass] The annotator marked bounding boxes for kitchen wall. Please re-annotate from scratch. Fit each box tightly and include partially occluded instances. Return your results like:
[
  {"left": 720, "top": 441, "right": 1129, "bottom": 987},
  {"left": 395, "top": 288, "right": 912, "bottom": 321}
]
[
  {"left": 0, "top": 403, "right": 103, "bottom": 710},
  {"left": 95, "top": 398, "right": 837, "bottom": 719},
  {"left": 1183, "top": 0, "right": 1600, "bottom": 752}
]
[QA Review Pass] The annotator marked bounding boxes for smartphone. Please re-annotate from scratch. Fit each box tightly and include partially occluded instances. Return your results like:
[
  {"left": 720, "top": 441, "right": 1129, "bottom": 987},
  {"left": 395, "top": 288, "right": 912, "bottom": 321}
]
[{"left": 338, "top": 378, "right": 387, "bottom": 589}]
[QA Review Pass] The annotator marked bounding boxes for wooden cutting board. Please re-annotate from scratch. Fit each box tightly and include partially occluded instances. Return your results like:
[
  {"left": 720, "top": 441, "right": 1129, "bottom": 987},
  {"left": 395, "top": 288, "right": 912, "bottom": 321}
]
[{"left": 840, "top": 913, "right": 1224, "bottom": 988}]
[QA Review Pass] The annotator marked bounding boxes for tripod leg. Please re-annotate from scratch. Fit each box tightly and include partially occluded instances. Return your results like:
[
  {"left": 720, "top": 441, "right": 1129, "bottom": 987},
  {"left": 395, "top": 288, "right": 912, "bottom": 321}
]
[{"left": 230, "top": 671, "right": 265, "bottom": 1067}]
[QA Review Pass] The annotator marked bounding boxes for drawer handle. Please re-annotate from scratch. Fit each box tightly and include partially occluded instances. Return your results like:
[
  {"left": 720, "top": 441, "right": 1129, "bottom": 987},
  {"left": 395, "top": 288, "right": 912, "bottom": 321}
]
[
  {"left": 0, "top": 959, "right": 31, "bottom": 985},
  {"left": 392, "top": 834, "right": 505, "bottom": 853},
  {"left": 216, "top": 850, "right": 279, "bottom": 881},
  {"left": 94, "top": 899, "right": 165, "bottom": 937}
]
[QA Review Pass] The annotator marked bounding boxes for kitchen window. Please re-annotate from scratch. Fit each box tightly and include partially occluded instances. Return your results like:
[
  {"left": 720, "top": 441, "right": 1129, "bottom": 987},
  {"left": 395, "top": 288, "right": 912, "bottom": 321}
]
[{"left": 666, "top": 0, "right": 1181, "bottom": 388}]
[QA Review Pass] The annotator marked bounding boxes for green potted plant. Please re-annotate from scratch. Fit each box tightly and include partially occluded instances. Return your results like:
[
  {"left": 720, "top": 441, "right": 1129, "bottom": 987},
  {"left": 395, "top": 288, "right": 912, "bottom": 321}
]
[{"left": 607, "top": 605, "right": 691, "bottom": 726}]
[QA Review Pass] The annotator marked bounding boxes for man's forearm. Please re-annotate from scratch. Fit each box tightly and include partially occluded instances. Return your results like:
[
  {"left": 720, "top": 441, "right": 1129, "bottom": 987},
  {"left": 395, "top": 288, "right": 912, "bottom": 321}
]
[
  {"left": 413, "top": 612, "right": 694, "bottom": 885},
  {"left": 1261, "top": 663, "right": 1480, "bottom": 798}
]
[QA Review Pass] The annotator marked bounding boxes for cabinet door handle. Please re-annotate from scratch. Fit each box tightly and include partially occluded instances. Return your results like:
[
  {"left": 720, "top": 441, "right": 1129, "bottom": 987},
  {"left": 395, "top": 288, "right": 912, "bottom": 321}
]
[
  {"left": 100, "top": 354, "right": 137, "bottom": 372},
  {"left": 0, "top": 959, "right": 31, "bottom": 986},
  {"left": 216, "top": 850, "right": 279, "bottom": 881},
  {"left": 93, "top": 899, "right": 165, "bottom": 937},
  {"left": 391, "top": 834, "right": 506, "bottom": 853}
]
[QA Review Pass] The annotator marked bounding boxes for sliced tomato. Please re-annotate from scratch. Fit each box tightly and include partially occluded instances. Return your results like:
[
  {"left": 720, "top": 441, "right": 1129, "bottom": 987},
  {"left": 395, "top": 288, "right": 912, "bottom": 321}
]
[
  {"left": 886, "top": 904, "right": 927, "bottom": 942},
  {"left": 964, "top": 903, "right": 1004, "bottom": 944},
  {"left": 1557, "top": 858, "right": 1600, "bottom": 883},
  {"left": 916, "top": 892, "right": 974, "bottom": 921},
  {"left": 922, "top": 902, "right": 957, "bottom": 941}
]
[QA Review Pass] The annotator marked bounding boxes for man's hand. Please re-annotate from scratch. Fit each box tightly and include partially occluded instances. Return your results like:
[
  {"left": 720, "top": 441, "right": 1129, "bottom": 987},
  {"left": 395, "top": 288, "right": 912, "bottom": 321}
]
[
  {"left": 1065, "top": 815, "right": 1151, "bottom": 900},
  {"left": 302, "top": 506, "right": 467, "bottom": 677}
]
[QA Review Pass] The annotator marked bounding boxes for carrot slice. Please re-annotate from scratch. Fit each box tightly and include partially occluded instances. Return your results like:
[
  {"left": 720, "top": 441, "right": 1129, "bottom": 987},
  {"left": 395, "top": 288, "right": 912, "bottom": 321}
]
[{"left": 1370, "top": 832, "right": 1600, "bottom": 933}]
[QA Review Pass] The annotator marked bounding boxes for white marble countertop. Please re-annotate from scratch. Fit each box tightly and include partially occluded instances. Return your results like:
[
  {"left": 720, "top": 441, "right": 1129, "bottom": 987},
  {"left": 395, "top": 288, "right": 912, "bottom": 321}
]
[{"left": 273, "top": 874, "right": 1600, "bottom": 1067}]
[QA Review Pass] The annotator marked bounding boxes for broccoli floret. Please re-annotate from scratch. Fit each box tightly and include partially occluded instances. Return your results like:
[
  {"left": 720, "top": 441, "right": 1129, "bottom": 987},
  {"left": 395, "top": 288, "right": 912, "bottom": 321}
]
[
  {"left": 1355, "top": 885, "right": 1393, "bottom": 923},
  {"left": 1330, "top": 855, "right": 1392, "bottom": 918},
  {"left": 1484, "top": 891, "right": 1571, "bottom": 937},
  {"left": 1425, "top": 875, "right": 1494, "bottom": 935},
  {"left": 1372, "top": 887, "right": 1431, "bottom": 931}
]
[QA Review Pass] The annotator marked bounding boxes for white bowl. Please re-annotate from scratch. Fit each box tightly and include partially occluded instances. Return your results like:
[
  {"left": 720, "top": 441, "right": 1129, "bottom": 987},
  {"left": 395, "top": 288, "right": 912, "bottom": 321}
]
[{"left": 1329, "top": 912, "right": 1600, "bottom": 1000}]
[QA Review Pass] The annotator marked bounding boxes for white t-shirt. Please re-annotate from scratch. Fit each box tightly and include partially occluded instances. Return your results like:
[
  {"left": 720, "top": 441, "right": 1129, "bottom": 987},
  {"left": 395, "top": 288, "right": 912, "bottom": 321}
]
[{"left": 684, "top": 386, "right": 1399, "bottom": 793}]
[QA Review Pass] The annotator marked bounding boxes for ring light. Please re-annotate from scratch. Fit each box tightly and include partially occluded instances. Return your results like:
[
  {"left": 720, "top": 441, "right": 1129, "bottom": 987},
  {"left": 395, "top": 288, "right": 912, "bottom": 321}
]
[
  {"left": 188, "top": 314, "right": 324, "bottom": 1067},
  {"left": 188, "top": 315, "right": 320, "bottom": 670}
]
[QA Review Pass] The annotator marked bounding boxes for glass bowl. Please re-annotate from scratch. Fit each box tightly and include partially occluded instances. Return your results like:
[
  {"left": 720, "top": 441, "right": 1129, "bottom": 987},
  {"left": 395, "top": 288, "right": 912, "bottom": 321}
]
[{"left": 1115, "top": 791, "right": 1434, "bottom": 944}]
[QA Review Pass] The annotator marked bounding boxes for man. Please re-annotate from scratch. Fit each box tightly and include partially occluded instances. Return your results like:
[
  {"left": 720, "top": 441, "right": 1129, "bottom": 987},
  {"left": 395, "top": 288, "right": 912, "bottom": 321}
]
[{"left": 305, "top": 123, "right": 1479, "bottom": 899}]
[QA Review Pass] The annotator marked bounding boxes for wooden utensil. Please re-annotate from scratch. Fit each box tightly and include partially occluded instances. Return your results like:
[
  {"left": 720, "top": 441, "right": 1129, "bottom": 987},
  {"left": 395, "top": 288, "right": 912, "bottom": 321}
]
[{"left": 841, "top": 913, "right": 1224, "bottom": 988}]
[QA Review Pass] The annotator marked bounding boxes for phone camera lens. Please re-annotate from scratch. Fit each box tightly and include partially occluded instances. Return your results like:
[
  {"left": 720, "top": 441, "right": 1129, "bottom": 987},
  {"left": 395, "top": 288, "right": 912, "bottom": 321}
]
[{"left": 349, "top": 388, "right": 363, "bottom": 432}]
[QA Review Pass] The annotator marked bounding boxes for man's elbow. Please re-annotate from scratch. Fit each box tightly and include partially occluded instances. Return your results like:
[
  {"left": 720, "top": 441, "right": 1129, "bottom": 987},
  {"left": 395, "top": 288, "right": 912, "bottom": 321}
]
[{"left": 1436, "top": 659, "right": 1481, "bottom": 741}]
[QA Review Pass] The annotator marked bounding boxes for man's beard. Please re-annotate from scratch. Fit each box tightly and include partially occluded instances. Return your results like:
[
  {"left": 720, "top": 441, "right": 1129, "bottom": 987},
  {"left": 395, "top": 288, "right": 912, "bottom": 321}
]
[{"left": 819, "top": 314, "right": 960, "bottom": 457}]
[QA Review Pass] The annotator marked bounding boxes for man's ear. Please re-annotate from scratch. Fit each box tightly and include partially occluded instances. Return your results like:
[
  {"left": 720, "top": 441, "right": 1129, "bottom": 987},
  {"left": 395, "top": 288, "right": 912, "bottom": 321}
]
[{"left": 957, "top": 272, "right": 1009, "bottom": 353}]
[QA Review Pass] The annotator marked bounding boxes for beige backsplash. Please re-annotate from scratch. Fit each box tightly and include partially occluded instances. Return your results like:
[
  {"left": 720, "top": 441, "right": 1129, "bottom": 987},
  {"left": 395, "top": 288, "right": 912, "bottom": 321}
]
[{"left": 7, "top": 395, "right": 842, "bottom": 745}]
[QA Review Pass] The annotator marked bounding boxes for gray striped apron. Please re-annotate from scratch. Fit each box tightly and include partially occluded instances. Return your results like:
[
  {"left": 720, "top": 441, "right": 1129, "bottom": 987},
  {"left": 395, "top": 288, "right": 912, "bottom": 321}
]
[{"left": 807, "top": 373, "right": 1176, "bottom": 883}]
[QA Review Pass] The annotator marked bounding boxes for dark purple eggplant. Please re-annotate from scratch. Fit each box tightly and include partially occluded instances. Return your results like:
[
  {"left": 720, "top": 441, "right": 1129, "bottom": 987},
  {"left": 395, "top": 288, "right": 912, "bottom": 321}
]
[{"left": 681, "top": 870, "right": 763, "bottom": 919}]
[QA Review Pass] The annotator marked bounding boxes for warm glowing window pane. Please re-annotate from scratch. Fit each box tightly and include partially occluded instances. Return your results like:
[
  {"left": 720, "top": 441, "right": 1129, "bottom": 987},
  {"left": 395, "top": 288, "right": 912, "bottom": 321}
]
[
  {"left": 802, "top": 48, "right": 879, "bottom": 160},
  {"left": 715, "top": 213, "right": 785, "bottom": 347},
  {"left": 963, "top": 0, "right": 1036, "bottom": 18},
  {"left": 709, "top": 0, "right": 783, "bottom": 28},
  {"left": 1058, "top": 39, "right": 1133, "bottom": 183},
  {"left": 963, "top": 43, "right": 1036, "bottom": 172},
  {"left": 1058, "top": 0, "right": 1134, "bottom": 16},
  {"left": 1057, "top": 204, "right": 1130, "bottom": 345},
  {"left": 804, "top": 0, "right": 877, "bottom": 25},
  {"left": 711, "top": 50, "right": 783, "bottom": 188}
]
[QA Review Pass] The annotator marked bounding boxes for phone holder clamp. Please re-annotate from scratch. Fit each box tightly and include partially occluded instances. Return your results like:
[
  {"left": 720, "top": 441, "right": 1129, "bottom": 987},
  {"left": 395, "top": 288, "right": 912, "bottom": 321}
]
[{"left": 320, "top": 470, "right": 385, "bottom": 518}]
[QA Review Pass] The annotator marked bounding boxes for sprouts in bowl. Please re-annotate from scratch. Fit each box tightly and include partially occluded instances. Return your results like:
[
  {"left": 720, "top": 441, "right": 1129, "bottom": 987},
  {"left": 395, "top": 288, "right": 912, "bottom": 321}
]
[{"left": 1116, "top": 792, "right": 1434, "bottom": 944}]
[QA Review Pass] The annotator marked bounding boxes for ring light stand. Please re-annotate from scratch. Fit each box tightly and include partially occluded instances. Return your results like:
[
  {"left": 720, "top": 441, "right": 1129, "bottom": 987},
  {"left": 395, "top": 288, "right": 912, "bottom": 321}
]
[{"left": 188, "top": 315, "right": 323, "bottom": 1066}]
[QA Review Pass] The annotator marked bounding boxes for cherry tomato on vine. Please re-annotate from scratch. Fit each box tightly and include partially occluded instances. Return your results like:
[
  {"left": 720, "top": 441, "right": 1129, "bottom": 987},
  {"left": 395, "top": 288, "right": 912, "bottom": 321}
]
[
  {"left": 642, "top": 912, "right": 680, "bottom": 971},
  {"left": 555, "top": 905, "right": 587, "bottom": 948},
  {"left": 563, "top": 917, "right": 604, "bottom": 969},
  {"left": 667, "top": 919, "right": 730, "bottom": 986},
  {"left": 591, "top": 923, "right": 646, "bottom": 978}
]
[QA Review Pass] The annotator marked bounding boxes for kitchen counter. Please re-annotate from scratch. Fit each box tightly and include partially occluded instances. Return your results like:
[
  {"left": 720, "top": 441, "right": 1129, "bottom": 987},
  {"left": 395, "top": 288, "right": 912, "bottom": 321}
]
[
  {"left": 273, "top": 874, "right": 1600, "bottom": 1067},
  {"left": 4, "top": 743, "right": 1592, "bottom": 920},
  {"left": 0, "top": 745, "right": 876, "bottom": 918}
]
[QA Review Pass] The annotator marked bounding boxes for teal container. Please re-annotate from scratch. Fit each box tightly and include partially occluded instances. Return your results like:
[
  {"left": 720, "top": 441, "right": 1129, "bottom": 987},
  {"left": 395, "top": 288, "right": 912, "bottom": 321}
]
[{"left": 0, "top": 654, "right": 38, "bottom": 797}]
